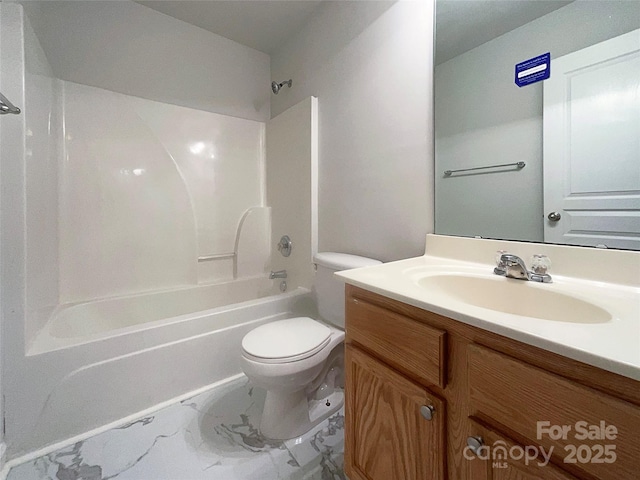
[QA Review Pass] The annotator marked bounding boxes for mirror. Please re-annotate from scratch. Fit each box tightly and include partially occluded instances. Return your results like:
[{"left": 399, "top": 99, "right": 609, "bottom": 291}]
[{"left": 434, "top": 0, "right": 640, "bottom": 250}]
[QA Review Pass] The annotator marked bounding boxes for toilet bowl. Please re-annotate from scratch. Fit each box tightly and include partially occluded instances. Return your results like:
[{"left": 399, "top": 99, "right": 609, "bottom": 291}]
[{"left": 240, "top": 252, "right": 381, "bottom": 440}]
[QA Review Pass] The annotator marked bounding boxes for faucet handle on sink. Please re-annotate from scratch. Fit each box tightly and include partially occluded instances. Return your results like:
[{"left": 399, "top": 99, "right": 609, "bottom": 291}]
[
  {"left": 531, "top": 254, "right": 551, "bottom": 275},
  {"left": 494, "top": 250, "right": 508, "bottom": 276}
]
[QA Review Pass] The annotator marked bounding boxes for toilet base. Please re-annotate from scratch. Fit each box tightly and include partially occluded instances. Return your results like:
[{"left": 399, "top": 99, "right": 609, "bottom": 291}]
[{"left": 260, "top": 387, "right": 344, "bottom": 441}]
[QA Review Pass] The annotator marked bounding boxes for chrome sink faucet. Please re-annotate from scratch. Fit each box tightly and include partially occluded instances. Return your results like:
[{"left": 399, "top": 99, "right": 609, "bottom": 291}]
[{"left": 494, "top": 253, "right": 552, "bottom": 283}]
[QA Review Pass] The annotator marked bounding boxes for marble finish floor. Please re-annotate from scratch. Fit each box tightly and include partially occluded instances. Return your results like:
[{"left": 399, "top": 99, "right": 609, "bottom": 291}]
[{"left": 6, "top": 377, "right": 345, "bottom": 480}]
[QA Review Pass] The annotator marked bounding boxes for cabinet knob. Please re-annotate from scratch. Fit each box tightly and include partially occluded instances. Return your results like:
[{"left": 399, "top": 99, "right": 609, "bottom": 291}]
[
  {"left": 420, "top": 405, "right": 435, "bottom": 420},
  {"left": 466, "top": 436, "right": 484, "bottom": 455}
]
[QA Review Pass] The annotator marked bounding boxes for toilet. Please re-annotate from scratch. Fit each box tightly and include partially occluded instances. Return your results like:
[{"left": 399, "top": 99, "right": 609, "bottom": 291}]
[{"left": 240, "top": 252, "right": 381, "bottom": 440}]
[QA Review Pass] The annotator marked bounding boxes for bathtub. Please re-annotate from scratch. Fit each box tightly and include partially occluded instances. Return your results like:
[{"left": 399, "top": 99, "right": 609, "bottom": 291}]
[
  {"left": 29, "top": 276, "right": 281, "bottom": 353},
  {"left": 8, "top": 282, "right": 316, "bottom": 458}
]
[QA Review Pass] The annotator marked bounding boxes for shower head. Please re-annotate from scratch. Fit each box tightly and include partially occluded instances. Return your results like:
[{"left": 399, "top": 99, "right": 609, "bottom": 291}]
[{"left": 271, "top": 79, "right": 292, "bottom": 94}]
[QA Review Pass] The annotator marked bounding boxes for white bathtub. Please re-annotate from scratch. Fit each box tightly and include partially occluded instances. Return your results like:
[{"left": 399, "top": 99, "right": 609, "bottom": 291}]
[
  {"left": 9, "top": 282, "right": 316, "bottom": 458},
  {"left": 30, "top": 276, "right": 278, "bottom": 352}
]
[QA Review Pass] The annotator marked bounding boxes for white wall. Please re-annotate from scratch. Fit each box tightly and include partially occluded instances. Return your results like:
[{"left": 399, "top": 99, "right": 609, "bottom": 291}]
[
  {"left": 435, "top": 0, "right": 640, "bottom": 242},
  {"left": 21, "top": 0, "right": 270, "bottom": 122},
  {"left": 271, "top": 0, "right": 434, "bottom": 262}
]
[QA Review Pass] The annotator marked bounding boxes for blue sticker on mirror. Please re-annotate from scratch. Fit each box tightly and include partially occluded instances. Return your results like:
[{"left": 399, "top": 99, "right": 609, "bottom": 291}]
[{"left": 515, "top": 52, "right": 550, "bottom": 87}]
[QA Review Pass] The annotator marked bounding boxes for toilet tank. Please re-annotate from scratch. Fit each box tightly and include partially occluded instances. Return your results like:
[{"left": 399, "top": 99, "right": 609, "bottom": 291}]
[{"left": 313, "top": 252, "right": 382, "bottom": 329}]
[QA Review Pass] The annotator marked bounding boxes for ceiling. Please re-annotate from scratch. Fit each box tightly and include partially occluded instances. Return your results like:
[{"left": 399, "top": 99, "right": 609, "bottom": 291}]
[
  {"left": 133, "top": 1, "right": 573, "bottom": 64},
  {"left": 436, "top": 0, "right": 573, "bottom": 65},
  {"left": 137, "top": 0, "right": 324, "bottom": 55}
]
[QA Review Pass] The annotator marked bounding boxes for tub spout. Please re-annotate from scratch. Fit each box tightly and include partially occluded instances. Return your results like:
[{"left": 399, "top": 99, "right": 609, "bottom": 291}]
[{"left": 269, "top": 270, "right": 287, "bottom": 279}]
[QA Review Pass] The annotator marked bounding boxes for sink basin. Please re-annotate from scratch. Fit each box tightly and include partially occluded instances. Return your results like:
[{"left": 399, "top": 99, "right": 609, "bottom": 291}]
[{"left": 416, "top": 274, "right": 612, "bottom": 324}]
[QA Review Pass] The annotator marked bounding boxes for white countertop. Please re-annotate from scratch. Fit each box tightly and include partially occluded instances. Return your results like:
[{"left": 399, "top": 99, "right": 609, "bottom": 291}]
[{"left": 337, "top": 253, "right": 640, "bottom": 381}]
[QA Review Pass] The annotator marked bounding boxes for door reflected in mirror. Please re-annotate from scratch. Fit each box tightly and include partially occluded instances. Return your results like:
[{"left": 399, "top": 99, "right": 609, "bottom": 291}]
[{"left": 434, "top": 0, "right": 640, "bottom": 250}]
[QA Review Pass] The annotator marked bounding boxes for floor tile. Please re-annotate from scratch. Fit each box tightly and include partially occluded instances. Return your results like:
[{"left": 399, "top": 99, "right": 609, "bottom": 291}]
[{"left": 7, "top": 377, "right": 345, "bottom": 480}]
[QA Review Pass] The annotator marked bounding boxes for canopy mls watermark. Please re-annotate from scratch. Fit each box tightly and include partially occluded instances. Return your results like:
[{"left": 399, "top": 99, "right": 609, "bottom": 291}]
[{"left": 464, "top": 420, "right": 618, "bottom": 469}]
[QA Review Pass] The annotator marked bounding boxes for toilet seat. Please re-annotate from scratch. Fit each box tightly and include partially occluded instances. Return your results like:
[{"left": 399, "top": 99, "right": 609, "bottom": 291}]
[{"left": 241, "top": 317, "right": 332, "bottom": 364}]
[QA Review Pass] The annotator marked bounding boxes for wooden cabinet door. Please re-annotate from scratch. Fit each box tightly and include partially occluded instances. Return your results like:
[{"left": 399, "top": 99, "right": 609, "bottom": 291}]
[
  {"left": 465, "top": 420, "right": 579, "bottom": 480},
  {"left": 468, "top": 344, "right": 640, "bottom": 480},
  {"left": 345, "top": 344, "right": 445, "bottom": 480}
]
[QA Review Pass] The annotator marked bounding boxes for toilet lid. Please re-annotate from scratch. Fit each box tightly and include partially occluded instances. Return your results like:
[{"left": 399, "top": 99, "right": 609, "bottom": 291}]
[{"left": 242, "top": 317, "right": 332, "bottom": 362}]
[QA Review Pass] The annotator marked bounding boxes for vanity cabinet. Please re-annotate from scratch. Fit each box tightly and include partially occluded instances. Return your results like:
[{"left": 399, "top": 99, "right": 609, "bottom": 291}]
[{"left": 344, "top": 285, "right": 640, "bottom": 480}]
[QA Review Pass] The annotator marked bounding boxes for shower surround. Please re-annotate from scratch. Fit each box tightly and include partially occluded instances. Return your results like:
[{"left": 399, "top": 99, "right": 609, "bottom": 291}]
[
  {"left": 33, "top": 79, "right": 269, "bottom": 317},
  {"left": 10, "top": 60, "right": 278, "bottom": 457},
  {"left": 6, "top": 66, "right": 288, "bottom": 454},
  {"left": 0, "top": 2, "right": 318, "bottom": 463}
]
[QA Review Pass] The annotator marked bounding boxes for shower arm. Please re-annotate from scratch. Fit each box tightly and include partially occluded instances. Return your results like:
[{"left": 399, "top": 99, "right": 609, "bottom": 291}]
[
  {"left": 0, "top": 91, "right": 21, "bottom": 115},
  {"left": 272, "top": 79, "right": 293, "bottom": 94}
]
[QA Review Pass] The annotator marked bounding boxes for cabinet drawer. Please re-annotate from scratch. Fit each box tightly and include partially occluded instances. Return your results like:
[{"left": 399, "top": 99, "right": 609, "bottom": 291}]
[
  {"left": 346, "top": 297, "right": 446, "bottom": 387},
  {"left": 468, "top": 344, "right": 640, "bottom": 480},
  {"left": 465, "top": 418, "right": 580, "bottom": 480}
]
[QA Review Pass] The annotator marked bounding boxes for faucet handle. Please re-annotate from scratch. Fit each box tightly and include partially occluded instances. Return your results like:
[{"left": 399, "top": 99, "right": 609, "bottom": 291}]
[
  {"left": 493, "top": 250, "right": 508, "bottom": 276},
  {"left": 531, "top": 254, "right": 551, "bottom": 274},
  {"left": 495, "top": 250, "right": 508, "bottom": 267}
]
